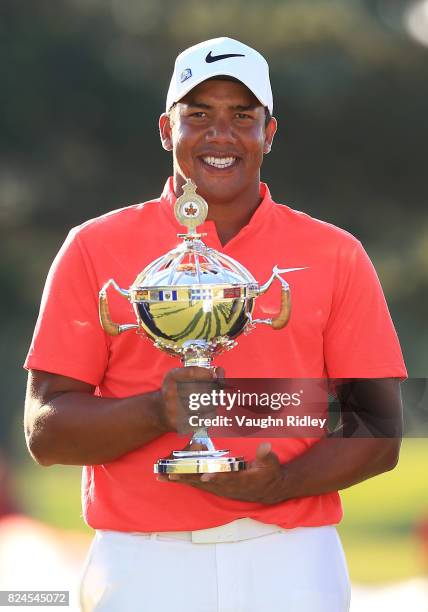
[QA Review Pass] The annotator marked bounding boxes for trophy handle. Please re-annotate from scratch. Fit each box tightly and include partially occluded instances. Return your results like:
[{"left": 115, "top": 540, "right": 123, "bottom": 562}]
[
  {"left": 250, "top": 265, "right": 297, "bottom": 330},
  {"left": 271, "top": 283, "right": 292, "bottom": 330},
  {"left": 99, "top": 279, "right": 139, "bottom": 336}
]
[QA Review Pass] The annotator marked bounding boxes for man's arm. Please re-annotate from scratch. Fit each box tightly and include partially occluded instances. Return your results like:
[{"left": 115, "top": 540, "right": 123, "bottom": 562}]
[
  {"left": 163, "top": 378, "right": 403, "bottom": 503},
  {"left": 279, "top": 377, "right": 403, "bottom": 499},
  {"left": 279, "top": 436, "right": 400, "bottom": 501},
  {"left": 24, "top": 367, "right": 219, "bottom": 467}
]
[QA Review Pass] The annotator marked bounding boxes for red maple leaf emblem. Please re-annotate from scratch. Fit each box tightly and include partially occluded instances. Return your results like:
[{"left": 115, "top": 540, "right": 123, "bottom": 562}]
[{"left": 184, "top": 203, "right": 198, "bottom": 216}]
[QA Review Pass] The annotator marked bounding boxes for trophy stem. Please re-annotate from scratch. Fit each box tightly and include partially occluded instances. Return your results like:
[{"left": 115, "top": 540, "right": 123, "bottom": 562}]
[
  {"left": 181, "top": 341, "right": 216, "bottom": 451},
  {"left": 188, "top": 427, "right": 216, "bottom": 452},
  {"left": 183, "top": 356, "right": 213, "bottom": 368},
  {"left": 154, "top": 338, "right": 246, "bottom": 472}
]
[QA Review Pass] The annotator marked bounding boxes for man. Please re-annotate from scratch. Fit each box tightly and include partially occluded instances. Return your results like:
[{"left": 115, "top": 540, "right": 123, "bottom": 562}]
[{"left": 24, "top": 37, "right": 406, "bottom": 611}]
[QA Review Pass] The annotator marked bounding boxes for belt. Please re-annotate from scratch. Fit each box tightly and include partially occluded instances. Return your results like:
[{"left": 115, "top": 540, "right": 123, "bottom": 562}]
[{"left": 130, "top": 518, "right": 284, "bottom": 544}]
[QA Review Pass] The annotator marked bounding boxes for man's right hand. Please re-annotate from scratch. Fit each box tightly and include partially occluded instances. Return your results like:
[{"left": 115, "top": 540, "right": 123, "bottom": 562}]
[
  {"left": 159, "top": 366, "right": 224, "bottom": 433},
  {"left": 24, "top": 366, "right": 222, "bottom": 467}
]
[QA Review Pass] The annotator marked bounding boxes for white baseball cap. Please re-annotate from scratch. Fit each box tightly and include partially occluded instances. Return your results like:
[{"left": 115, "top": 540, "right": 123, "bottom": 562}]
[{"left": 166, "top": 37, "right": 273, "bottom": 114}]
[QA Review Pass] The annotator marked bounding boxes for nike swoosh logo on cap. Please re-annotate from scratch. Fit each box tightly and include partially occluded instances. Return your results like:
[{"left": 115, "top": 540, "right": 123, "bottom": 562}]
[{"left": 205, "top": 51, "right": 245, "bottom": 63}]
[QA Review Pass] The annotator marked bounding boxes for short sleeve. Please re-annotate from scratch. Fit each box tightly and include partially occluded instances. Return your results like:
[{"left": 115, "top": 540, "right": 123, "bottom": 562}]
[
  {"left": 24, "top": 228, "right": 109, "bottom": 386},
  {"left": 324, "top": 238, "right": 407, "bottom": 379}
]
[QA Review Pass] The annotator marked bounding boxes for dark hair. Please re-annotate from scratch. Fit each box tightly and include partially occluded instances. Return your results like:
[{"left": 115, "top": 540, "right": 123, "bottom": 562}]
[{"left": 264, "top": 107, "right": 272, "bottom": 127}]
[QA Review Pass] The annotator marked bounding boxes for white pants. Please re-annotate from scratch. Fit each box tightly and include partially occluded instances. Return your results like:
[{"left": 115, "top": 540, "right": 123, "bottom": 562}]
[{"left": 79, "top": 526, "right": 351, "bottom": 612}]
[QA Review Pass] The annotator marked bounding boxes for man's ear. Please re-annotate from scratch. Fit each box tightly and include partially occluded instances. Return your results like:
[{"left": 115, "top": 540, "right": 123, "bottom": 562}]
[
  {"left": 264, "top": 116, "right": 277, "bottom": 154},
  {"left": 159, "top": 113, "right": 173, "bottom": 151}
]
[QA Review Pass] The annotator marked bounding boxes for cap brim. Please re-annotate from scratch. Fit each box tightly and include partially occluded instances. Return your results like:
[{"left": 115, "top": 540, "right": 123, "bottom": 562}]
[{"left": 168, "top": 70, "right": 270, "bottom": 113}]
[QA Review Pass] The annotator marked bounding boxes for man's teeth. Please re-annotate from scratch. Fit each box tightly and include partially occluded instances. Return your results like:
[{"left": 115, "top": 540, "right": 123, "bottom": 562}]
[{"left": 202, "top": 156, "right": 236, "bottom": 168}]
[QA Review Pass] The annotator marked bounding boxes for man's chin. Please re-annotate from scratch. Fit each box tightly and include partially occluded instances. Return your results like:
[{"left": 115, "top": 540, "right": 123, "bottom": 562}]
[
  {"left": 174, "top": 170, "right": 244, "bottom": 204},
  {"left": 191, "top": 178, "right": 243, "bottom": 204},
  {"left": 196, "top": 187, "right": 241, "bottom": 206}
]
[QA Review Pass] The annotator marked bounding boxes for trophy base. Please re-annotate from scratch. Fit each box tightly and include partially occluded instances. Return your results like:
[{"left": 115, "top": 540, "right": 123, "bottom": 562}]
[{"left": 154, "top": 452, "right": 246, "bottom": 474}]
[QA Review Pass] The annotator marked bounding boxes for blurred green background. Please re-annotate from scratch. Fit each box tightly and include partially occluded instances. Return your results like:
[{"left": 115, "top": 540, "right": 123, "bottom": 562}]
[{"left": 1, "top": 0, "right": 427, "bottom": 586}]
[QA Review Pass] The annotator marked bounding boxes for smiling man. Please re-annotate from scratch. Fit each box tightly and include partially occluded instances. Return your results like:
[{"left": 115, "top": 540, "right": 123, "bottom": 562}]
[
  {"left": 160, "top": 39, "right": 277, "bottom": 245},
  {"left": 24, "top": 38, "right": 406, "bottom": 612},
  {"left": 160, "top": 78, "right": 275, "bottom": 244}
]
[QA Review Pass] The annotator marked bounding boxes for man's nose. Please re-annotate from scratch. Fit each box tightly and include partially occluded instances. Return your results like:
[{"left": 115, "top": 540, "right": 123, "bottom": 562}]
[{"left": 205, "top": 117, "right": 236, "bottom": 143}]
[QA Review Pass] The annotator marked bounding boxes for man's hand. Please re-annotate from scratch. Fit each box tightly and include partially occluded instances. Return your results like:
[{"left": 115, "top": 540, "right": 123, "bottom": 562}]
[
  {"left": 158, "top": 442, "right": 287, "bottom": 504},
  {"left": 159, "top": 366, "right": 224, "bottom": 433},
  {"left": 25, "top": 365, "right": 223, "bottom": 466},
  {"left": 158, "top": 378, "right": 403, "bottom": 503}
]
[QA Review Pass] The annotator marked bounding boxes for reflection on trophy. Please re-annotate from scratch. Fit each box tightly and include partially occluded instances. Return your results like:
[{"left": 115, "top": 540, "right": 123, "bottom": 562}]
[{"left": 99, "top": 179, "right": 304, "bottom": 474}]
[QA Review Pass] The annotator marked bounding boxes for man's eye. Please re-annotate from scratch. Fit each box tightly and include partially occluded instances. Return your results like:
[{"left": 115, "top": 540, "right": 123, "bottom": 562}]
[
  {"left": 191, "top": 112, "right": 207, "bottom": 118},
  {"left": 236, "top": 113, "right": 252, "bottom": 120}
]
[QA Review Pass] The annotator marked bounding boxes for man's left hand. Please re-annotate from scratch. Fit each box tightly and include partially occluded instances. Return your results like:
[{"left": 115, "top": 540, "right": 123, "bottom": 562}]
[{"left": 157, "top": 442, "right": 287, "bottom": 504}]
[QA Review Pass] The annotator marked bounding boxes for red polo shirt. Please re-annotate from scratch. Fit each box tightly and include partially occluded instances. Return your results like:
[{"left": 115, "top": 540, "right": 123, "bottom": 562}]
[{"left": 25, "top": 179, "right": 406, "bottom": 532}]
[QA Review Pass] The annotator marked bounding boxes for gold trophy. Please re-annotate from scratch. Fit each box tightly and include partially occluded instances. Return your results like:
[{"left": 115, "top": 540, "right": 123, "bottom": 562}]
[{"left": 99, "top": 179, "right": 304, "bottom": 474}]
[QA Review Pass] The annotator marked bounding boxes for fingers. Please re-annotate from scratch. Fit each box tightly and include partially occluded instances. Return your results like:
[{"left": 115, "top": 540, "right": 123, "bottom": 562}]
[
  {"left": 253, "top": 442, "right": 280, "bottom": 468},
  {"left": 163, "top": 473, "right": 212, "bottom": 487},
  {"left": 159, "top": 471, "right": 224, "bottom": 485},
  {"left": 168, "top": 366, "right": 220, "bottom": 382},
  {"left": 160, "top": 366, "right": 224, "bottom": 431},
  {"left": 256, "top": 442, "right": 272, "bottom": 461},
  {"left": 213, "top": 366, "right": 225, "bottom": 380}
]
